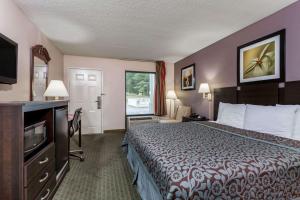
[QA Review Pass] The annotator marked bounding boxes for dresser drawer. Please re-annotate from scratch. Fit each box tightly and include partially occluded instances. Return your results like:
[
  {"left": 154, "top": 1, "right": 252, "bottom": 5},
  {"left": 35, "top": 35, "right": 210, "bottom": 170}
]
[
  {"left": 34, "top": 174, "right": 56, "bottom": 200},
  {"left": 24, "top": 143, "right": 55, "bottom": 186},
  {"left": 25, "top": 161, "right": 55, "bottom": 200}
]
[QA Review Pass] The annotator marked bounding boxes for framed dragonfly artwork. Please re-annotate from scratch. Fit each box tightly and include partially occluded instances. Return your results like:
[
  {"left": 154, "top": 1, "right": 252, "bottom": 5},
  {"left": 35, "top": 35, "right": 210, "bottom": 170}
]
[{"left": 237, "top": 29, "right": 285, "bottom": 85}]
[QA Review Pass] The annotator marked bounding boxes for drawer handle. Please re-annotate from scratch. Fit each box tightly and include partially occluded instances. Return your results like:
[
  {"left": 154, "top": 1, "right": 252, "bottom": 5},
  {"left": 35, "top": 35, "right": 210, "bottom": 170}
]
[
  {"left": 39, "top": 157, "right": 49, "bottom": 165},
  {"left": 40, "top": 189, "right": 50, "bottom": 200},
  {"left": 39, "top": 172, "right": 49, "bottom": 183}
]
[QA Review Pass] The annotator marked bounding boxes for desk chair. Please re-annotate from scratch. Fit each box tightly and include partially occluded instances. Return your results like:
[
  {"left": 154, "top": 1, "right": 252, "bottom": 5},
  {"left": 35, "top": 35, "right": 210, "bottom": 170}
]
[{"left": 69, "top": 108, "right": 84, "bottom": 161}]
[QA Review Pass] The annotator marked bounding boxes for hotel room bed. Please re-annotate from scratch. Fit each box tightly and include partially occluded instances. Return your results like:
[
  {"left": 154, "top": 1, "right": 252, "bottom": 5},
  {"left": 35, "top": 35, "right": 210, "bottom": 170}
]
[{"left": 123, "top": 121, "right": 300, "bottom": 200}]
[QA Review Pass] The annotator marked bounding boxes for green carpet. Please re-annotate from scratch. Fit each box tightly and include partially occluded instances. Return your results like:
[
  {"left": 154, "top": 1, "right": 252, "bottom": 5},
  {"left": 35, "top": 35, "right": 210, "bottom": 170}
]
[{"left": 53, "top": 133, "right": 140, "bottom": 200}]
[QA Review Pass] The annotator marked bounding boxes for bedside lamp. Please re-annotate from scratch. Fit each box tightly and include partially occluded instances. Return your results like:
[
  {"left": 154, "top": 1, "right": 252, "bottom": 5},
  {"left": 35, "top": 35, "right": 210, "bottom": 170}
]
[
  {"left": 44, "top": 80, "right": 69, "bottom": 100},
  {"left": 166, "top": 90, "right": 177, "bottom": 100},
  {"left": 198, "top": 83, "right": 211, "bottom": 100},
  {"left": 166, "top": 90, "right": 177, "bottom": 118}
]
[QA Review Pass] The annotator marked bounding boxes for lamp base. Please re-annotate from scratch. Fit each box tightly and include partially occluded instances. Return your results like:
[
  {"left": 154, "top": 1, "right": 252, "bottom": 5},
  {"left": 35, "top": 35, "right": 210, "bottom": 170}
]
[
  {"left": 203, "top": 93, "right": 212, "bottom": 101},
  {"left": 207, "top": 93, "right": 212, "bottom": 101}
]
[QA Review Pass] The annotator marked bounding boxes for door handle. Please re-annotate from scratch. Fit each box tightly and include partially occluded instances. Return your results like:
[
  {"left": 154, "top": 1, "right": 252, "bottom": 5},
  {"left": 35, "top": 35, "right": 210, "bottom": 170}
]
[{"left": 96, "top": 96, "right": 101, "bottom": 109}]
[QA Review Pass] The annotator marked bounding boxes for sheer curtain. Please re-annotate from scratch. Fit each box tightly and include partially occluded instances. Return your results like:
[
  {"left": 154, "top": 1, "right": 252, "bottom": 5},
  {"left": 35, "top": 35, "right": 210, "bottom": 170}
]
[{"left": 154, "top": 61, "right": 167, "bottom": 116}]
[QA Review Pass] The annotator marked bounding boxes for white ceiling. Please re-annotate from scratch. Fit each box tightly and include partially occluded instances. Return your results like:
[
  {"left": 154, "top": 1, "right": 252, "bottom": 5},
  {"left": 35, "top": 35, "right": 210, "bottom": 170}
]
[{"left": 14, "top": 0, "right": 298, "bottom": 63}]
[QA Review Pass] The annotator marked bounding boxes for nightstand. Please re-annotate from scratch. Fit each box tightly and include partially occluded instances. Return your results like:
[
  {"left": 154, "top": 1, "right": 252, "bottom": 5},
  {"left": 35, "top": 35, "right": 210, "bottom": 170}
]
[{"left": 182, "top": 116, "right": 209, "bottom": 122}]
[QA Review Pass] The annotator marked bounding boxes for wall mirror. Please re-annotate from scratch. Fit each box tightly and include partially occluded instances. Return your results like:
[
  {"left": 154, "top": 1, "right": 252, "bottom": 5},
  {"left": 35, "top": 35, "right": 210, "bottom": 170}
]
[{"left": 30, "top": 45, "right": 51, "bottom": 101}]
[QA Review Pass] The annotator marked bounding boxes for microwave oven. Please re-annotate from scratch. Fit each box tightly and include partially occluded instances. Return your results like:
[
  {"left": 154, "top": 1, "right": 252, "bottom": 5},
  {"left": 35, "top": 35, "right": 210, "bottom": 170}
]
[{"left": 24, "top": 120, "right": 47, "bottom": 157}]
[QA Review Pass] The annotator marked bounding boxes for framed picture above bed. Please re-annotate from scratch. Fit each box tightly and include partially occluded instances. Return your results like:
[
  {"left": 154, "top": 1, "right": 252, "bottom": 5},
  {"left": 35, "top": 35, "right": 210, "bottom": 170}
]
[
  {"left": 237, "top": 29, "right": 285, "bottom": 85},
  {"left": 181, "top": 64, "right": 196, "bottom": 90}
]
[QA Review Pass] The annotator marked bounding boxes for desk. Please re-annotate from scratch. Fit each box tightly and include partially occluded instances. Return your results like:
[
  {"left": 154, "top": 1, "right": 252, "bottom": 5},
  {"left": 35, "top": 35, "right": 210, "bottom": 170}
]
[{"left": 0, "top": 101, "right": 69, "bottom": 200}]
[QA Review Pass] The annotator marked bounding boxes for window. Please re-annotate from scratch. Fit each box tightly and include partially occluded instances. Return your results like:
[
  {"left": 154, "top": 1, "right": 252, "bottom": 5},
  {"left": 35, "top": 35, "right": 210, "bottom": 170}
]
[{"left": 126, "top": 71, "right": 155, "bottom": 115}]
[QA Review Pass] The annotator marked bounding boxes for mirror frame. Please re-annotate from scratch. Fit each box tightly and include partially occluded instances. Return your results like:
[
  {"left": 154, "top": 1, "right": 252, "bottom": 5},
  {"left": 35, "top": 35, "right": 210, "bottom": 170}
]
[{"left": 30, "top": 45, "right": 51, "bottom": 101}]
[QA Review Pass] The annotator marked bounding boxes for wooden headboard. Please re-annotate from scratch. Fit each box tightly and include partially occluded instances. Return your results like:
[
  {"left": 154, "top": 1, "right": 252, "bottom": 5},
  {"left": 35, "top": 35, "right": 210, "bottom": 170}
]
[
  {"left": 279, "top": 81, "right": 300, "bottom": 104},
  {"left": 237, "top": 83, "right": 279, "bottom": 105},
  {"left": 213, "top": 81, "right": 300, "bottom": 120}
]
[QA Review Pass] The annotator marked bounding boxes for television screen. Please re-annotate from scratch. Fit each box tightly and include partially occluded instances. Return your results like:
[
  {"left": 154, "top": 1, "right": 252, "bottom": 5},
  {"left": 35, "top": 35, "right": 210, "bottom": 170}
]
[{"left": 0, "top": 33, "right": 17, "bottom": 84}]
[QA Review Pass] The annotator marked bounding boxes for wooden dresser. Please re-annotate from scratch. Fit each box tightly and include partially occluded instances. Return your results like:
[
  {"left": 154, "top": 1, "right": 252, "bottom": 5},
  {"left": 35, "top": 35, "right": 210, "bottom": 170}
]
[{"left": 0, "top": 101, "right": 69, "bottom": 200}]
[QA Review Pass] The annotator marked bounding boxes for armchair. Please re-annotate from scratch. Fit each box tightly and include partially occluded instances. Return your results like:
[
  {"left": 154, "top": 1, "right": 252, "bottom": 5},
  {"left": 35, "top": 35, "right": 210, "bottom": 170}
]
[{"left": 159, "top": 105, "right": 191, "bottom": 123}]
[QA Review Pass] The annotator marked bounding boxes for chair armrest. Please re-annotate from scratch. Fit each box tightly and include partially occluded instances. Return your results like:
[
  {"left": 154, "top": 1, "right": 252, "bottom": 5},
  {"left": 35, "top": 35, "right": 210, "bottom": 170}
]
[{"left": 156, "top": 115, "right": 172, "bottom": 120}]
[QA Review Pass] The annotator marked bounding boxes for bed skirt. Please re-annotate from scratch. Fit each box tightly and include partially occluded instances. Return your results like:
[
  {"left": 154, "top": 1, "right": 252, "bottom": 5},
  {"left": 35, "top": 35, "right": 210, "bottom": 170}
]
[{"left": 127, "top": 143, "right": 163, "bottom": 200}]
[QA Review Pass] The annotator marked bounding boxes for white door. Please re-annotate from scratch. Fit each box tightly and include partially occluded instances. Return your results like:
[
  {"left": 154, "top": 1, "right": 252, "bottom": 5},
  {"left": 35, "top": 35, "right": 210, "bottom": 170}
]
[{"left": 68, "top": 68, "right": 103, "bottom": 134}]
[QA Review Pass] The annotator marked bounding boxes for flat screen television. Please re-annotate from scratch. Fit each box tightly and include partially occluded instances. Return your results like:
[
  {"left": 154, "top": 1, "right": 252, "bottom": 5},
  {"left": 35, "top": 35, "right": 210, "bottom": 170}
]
[{"left": 0, "top": 33, "right": 18, "bottom": 84}]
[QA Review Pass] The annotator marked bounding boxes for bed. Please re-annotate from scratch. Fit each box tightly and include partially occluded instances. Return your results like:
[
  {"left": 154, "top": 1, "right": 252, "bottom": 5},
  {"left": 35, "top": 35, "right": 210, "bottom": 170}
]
[
  {"left": 124, "top": 121, "right": 300, "bottom": 199},
  {"left": 123, "top": 81, "right": 300, "bottom": 200}
]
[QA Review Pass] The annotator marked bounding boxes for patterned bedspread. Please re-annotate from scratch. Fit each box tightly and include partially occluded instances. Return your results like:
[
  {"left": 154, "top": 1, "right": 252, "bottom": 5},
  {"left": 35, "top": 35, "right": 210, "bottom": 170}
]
[{"left": 124, "top": 122, "right": 300, "bottom": 200}]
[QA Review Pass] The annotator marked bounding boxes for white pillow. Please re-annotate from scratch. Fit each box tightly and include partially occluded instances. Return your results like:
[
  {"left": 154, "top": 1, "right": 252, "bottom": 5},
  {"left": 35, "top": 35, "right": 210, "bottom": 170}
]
[
  {"left": 216, "top": 102, "right": 226, "bottom": 122},
  {"left": 276, "top": 104, "right": 300, "bottom": 140},
  {"left": 217, "top": 102, "right": 242, "bottom": 121},
  {"left": 217, "top": 103, "right": 246, "bottom": 129},
  {"left": 244, "top": 105, "right": 297, "bottom": 138}
]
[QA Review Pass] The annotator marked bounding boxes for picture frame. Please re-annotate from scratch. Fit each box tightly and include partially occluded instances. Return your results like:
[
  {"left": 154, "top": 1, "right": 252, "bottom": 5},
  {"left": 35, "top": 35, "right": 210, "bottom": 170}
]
[
  {"left": 181, "top": 64, "right": 196, "bottom": 90},
  {"left": 237, "top": 29, "right": 285, "bottom": 85}
]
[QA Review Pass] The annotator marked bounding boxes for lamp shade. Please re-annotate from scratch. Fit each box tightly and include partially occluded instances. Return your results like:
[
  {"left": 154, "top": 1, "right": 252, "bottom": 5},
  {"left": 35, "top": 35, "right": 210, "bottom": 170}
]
[
  {"left": 166, "top": 90, "right": 177, "bottom": 99},
  {"left": 198, "top": 83, "right": 210, "bottom": 93},
  {"left": 44, "top": 80, "right": 69, "bottom": 98}
]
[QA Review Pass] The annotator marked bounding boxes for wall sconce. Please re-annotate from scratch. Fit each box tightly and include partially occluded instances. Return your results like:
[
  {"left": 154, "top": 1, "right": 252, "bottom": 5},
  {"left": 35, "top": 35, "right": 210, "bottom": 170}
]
[{"left": 198, "top": 83, "right": 212, "bottom": 101}]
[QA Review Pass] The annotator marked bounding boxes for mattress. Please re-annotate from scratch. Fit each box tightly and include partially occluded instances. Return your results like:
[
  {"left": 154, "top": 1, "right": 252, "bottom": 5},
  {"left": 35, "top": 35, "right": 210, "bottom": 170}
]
[{"left": 123, "top": 121, "right": 300, "bottom": 199}]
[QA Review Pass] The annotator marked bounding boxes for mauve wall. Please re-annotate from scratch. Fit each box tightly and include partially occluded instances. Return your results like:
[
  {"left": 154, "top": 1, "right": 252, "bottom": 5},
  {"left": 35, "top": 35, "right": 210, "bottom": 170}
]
[{"left": 174, "top": 1, "right": 300, "bottom": 119}]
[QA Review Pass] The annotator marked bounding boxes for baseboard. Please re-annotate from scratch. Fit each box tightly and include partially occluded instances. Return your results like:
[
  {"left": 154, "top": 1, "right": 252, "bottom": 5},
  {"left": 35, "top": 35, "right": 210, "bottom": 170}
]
[{"left": 103, "top": 129, "right": 126, "bottom": 133}]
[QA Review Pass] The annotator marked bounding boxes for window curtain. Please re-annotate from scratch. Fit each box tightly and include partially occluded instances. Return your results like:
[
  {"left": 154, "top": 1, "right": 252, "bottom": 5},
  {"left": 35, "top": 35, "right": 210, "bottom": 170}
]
[{"left": 155, "top": 61, "right": 167, "bottom": 116}]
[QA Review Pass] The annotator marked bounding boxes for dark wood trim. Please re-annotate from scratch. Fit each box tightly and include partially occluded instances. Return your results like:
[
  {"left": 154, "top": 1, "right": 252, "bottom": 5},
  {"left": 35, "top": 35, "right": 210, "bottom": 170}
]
[
  {"left": 30, "top": 45, "right": 51, "bottom": 101},
  {"left": 237, "top": 29, "right": 285, "bottom": 86},
  {"left": 23, "top": 100, "right": 68, "bottom": 112},
  {"left": 32, "top": 45, "right": 51, "bottom": 64},
  {"left": 279, "top": 81, "right": 300, "bottom": 105},
  {"left": 181, "top": 63, "right": 196, "bottom": 91},
  {"left": 214, "top": 81, "right": 300, "bottom": 120},
  {"left": 237, "top": 83, "right": 279, "bottom": 105},
  {"left": 0, "top": 105, "right": 24, "bottom": 200},
  {"left": 24, "top": 143, "right": 55, "bottom": 186}
]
